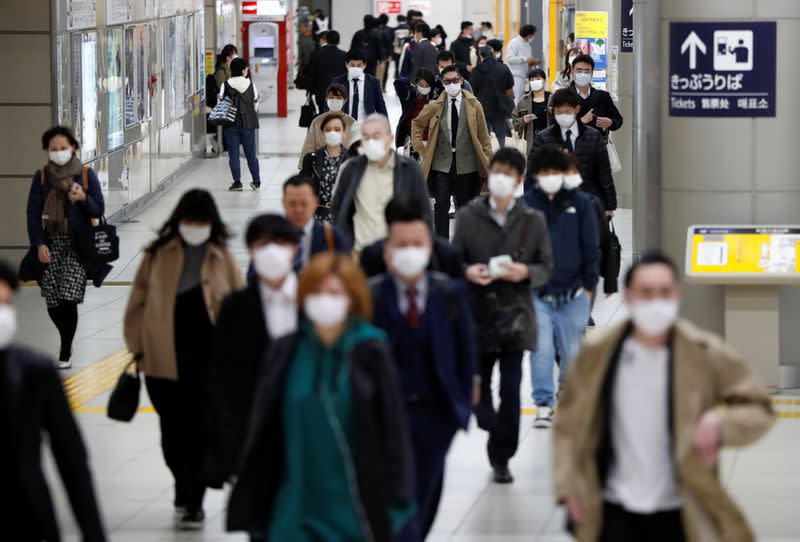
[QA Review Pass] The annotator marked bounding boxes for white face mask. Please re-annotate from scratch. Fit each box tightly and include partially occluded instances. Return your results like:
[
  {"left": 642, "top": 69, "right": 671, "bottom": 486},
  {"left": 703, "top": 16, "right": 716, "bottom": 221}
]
[
  {"left": 432, "top": 37, "right": 443, "bottom": 46},
  {"left": 444, "top": 83, "right": 461, "bottom": 98},
  {"left": 391, "top": 247, "right": 430, "bottom": 279},
  {"left": 629, "top": 299, "right": 680, "bottom": 337},
  {"left": 575, "top": 72, "right": 592, "bottom": 87},
  {"left": 529, "top": 79, "right": 544, "bottom": 92},
  {"left": 417, "top": 86, "right": 431, "bottom": 96},
  {"left": 327, "top": 98, "right": 344, "bottom": 112},
  {"left": 488, "top": 173, "right": 517, "bottom": 199},
  {"left": 538, "top": 174, "right": 564, "bottom": 194},
  {"left": 494, "top": 52, "right": 502, "bottom": 60},
  {"left": 555, "top": 113, "right": 576, "bottom": 128},
  {"left": 362, "top": 138, "right": 388, "bottom": 162},
  {"left": 305, "top": 293, "right": 350, "bottom": 327},
  {"left": 563, "top": 173, "right": 583, "bottom": 190},
  {"left": 0, "top": 305, "right": 17, "bottom": 350},
  {"left": 324, "top": 131, "right": 343, "bottom": 146},
  {"left": 253, "top": 243, "right": 295, "bottom": 281},
  {"left": 49, "top": 149, "right": 73, "bottom": 166},
  {"left": 568, "top": 55, "right": 578, "bottom": 65},
  {"left": 348, "top": 66, "right": 365, "bottom": 80},
  {"left": 178, "top": 224, "right": 212, "bottom": 246}
]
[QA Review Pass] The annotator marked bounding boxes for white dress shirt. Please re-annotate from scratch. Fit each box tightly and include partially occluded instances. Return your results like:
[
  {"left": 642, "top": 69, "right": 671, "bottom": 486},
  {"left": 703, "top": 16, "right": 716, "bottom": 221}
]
[
  {"left": 394, "top": 274, "right": 428, "bottom": 316},
  {"left": 489, "top": 196, "right": 516, "bottom": 227},
  {"left": 258, "top": 273, "right": 299, "bottom": 340},
  {"left": 603, "top": 338, "right": 682, "bottom": 513},
  {"left": 349, "top": 75, "right": 367, "bottom": 121},
  {"left": 446, "top": 93, "right": 463, "bottom": 150}
]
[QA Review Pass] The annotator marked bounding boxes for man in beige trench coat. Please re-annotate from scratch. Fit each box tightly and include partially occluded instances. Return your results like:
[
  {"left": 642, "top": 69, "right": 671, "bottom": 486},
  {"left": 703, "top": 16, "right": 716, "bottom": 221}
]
[{"left": 553, "top": 251, "right": 775, "bottom": 542}]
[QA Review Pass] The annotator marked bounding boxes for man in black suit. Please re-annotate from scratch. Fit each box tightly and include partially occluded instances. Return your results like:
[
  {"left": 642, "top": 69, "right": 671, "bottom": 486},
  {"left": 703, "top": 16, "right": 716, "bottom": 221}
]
[
  {"left": 408, "top": 23, "right": 440, "bottom": 78},
  {"left": 309, "top": 30, "right": 347, "bottom": 110},
  {"left": 361, "top": 195, "right": 464, "bottom": 279},
  {"left": 207, "top": 215, "right": 301, "bottom": 487},
  {"left": 0, "top": 261, "right": 106, "bottom": 541},
  {"left": 327, "top": 49, "right": 388, "bottom": 119},
  {"left": 570, "top": 54, "right": 624, "bottom": 140},
  {"left": 350, "top": 15, "right": 385, "bottom": 76}
]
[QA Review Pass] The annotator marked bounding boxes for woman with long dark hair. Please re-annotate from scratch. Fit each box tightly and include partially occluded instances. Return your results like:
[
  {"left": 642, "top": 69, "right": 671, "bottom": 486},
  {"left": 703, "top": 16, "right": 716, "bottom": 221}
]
[
  {"left": 124, "top": 189, "right": 242, "bottom": 529},
  {"left": 553, "top": 47, "right": 581, "bottom": 91},
  {"left": 24, "top": 126, "right": 106, "bottom": 369}
]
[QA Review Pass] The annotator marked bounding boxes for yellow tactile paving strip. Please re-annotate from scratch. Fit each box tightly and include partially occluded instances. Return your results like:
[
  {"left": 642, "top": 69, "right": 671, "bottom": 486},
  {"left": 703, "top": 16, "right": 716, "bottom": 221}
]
[{"left": 65, "top": 350, "right": 800, "bottom": 419}]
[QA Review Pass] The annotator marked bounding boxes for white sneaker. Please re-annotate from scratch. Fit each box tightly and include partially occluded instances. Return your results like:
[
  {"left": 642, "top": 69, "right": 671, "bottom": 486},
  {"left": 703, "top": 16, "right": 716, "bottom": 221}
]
[
  {"left": 56, "top": 359, "right": 73, "bottom": 370},
  {"left": 534, "top": 406, "right": 554, "bottom": 429}
]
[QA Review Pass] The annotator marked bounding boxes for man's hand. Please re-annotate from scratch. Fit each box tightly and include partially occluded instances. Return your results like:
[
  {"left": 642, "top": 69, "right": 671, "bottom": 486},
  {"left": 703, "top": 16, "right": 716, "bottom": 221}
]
[
  {"left": 523, "top": 114, "right": 535, "bottom": 124},
  {"left": 526, "top": 57, "right": 536, "bottom": 67},
  {"left": 605, "top": 210, "right": 615, "bottom": 218},
  {"left": 466, "top": 65, "right": 474, "bottom": 73},
  {"left": 498, "top": 262, "right": 529, "bottom": 283},
  {"left": 693, "top": 411, "right": 722, "bottom": 467},
  {"left": 580, "top": 108, "right": 595, "bottom": 124},
  {"left": 595, "top": 116, "right": 613, "bottom": 129},
  {"left": 466, "top": 264, "right": 492, "bottom": 286},
  {"left": 565, "top": 495, "right": 587, "bottom": 525}
]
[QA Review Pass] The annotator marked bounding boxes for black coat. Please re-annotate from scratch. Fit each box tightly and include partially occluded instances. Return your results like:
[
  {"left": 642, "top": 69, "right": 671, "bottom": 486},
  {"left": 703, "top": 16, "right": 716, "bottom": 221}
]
[
  {"left": 449, "top": 35, "right": 474, "bottom": 68},
  {"left": 309, "top": 45, "right": 347, "bottom": 100},
  {"left": 360, "top": 236, "right": 464, "bottom": 280},
  {"left": 533, "top": 123, "right": 617, "bottom": 211},
  {"left": 206, "top": 283, "right": 272, "bottom": 487},
  {"left": 1, "top": 347, "right": 106, "bottom": 541},
  {"left": 351, "top": 28, "right": 385, "bottom": 64},
  {"left": 330, "top": 154, "right": 431, "bottom": 244},
  {"left": 570, "top": 84, "right": 624, "bottom": 139},
  {"left": 409, "top": 40, "right": 439, "bottom": 78},
  {"left": 469, "top": 57, "right": 514, "bottom": 121},
  {"left": 226, "top": 333, "right": 414, "bottom": 542}
]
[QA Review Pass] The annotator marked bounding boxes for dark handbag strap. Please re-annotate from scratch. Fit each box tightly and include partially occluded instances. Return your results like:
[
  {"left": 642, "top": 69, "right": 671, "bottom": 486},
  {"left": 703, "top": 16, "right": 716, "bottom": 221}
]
[
  {"left": 323, "top": 223, "right": 335, "bottom": 252},
  {"left": 514, "top": 212, "right": 533, "bottom": 261}
]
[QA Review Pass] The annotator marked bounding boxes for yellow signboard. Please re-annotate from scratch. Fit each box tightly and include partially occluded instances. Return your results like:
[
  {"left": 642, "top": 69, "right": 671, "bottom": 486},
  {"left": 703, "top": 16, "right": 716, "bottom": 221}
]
[
  {"left": 575, "top": 11, "right": 608, "bottom": 39},
  {"left": 205, "top": 50, "right": 215, "bottom": 77},
  {"left": 686, "top": 226, "right": 800, "bottom": 282}
]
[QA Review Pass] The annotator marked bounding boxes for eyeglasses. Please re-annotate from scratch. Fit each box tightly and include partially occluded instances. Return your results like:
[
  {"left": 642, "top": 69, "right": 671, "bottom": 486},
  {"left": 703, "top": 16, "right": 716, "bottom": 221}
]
[{"left": 442, "top": 78, "right": 461, "bottom": 85}]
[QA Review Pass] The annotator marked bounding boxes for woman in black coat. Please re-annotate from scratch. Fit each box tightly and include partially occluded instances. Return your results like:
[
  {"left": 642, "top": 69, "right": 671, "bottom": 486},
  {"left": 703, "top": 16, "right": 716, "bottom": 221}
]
[
  {"left": 300, "top": 112, "right": 348, "bottom": 222},
  {"left": 23, "top": 126, "right": 106, "bottom": 369}
]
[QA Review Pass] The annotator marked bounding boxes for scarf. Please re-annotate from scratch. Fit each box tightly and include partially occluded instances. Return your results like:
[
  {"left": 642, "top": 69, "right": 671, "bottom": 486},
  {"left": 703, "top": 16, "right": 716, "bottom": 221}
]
[{"left": 43, "top": 155, "right": 82, "bottom": 235}]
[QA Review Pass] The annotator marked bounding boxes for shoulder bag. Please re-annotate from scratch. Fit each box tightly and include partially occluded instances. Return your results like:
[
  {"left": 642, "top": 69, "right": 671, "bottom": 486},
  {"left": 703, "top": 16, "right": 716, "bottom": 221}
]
[
  {"left": 107, "top": 358, "right": 141, "bottom": 422},
  {"left": 606, "top": 133, "right": 622, "bottom": 173},
  {"left": 299, "top": 94, "right": 318, "bottom": 128},
  {"left": 209, "top": 87, "right": 238, "bottom": 127}
]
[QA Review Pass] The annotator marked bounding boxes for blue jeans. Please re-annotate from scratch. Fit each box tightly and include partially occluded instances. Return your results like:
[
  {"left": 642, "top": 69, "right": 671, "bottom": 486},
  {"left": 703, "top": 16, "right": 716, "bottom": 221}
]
[
  {"left": 223, "top": 126, "right": 260, "bottom": 184},
  {"left": 530, "top": 293, "right": 591, "bottom": 407}
]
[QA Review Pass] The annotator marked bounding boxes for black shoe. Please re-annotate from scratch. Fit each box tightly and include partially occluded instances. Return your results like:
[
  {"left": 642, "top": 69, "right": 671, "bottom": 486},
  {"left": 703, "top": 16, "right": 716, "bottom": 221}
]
[
  {"left": 228, "top": 182, "right": 243, "bottom": 191},
  {"left": 250, "top": 181, "right": 261, "bottom": 191},
  {"left": 588, "top": 316, "right": 596, "bottom": 327},
  {"left": 493, "top": 465, "right": 514, "bottom": 484},
  {"left": 176, "top": 508, "right": 205, "bottom": 530}
]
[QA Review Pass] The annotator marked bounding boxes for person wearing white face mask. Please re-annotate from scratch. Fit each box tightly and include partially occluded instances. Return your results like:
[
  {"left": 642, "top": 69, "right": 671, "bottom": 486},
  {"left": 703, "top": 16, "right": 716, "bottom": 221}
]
[
  {"left": 552, "top": 47, "right": 581, "bottom": 91},
  {"left": 554, "top": 252, "right": 774, "bottom": 542},
  {"left": 331, "top": 113, "right": 431, "bottom": 252},
  {"left": 20, "top": 126, "right": 107, "bottom": 370},
  {"left": 227, "top": 252, "right": 416, "bottom": 540},
  {"left": 570, "top": 53, "right": 624, "bottom": 138},
  {"left": 299, "top": 84, "right": 356, "bottom": 168},
  {"left": 522, "top": 146, "right": 600, "bottom": 429},
  {"left": 370, "top": 197, "right": 478, "bottom": 542},
  {"left": 412, "top": 65, "right": 493, "bottom": 239},
  {"left": 534, "top": 89, "right": 617, "bottom": 217},
  {"left": 0, "top": 261, "right": 108, "bottom": 541},
  {"left": 124, "top": 189, "right": 242, "bottom": 529},
  {"left": 453, "top": 148, "right": 553, "bottom": 484},
  {"left": 393, "top": 68, "right": 436, "bottom": 154},
  {"left": 329, "top": 49, "right": 388, "bottom": 124},
  {"left": 301, "top": 113, "right": 351, "bottom": 217},
  {"left": 512, "top": 68, "right": 552, "bottom": 156}
]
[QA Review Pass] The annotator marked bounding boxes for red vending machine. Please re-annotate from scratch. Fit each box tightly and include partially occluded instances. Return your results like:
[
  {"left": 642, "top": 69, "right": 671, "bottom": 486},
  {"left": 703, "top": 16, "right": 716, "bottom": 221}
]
[{"left": 241, "top": 0, "right": 291, "bottom": 117}]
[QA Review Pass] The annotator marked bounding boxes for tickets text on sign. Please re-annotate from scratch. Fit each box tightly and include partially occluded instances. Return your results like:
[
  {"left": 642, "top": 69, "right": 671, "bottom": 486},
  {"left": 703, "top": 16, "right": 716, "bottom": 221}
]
[{"left": 375, "top": 1, "right": 401, "bottom": 15}]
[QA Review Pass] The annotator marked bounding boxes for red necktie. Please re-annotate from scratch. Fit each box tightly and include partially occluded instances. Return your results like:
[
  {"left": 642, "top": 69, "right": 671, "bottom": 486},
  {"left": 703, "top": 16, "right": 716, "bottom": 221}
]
[{"left": 406, "top": 288, "right": 420, "bottom": 327}]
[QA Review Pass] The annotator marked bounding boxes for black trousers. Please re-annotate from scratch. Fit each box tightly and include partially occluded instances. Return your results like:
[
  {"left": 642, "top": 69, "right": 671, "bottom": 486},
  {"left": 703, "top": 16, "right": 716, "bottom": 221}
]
[
  {"left": 475, "top": 351, "right": 523, "bottom": 467},
  {"left": 600, "top": 501, "right": 687, "bottom": 542},
  {"left": 145, "top": 286, "right": 213, "bottom": 511},
  {"left": 430, "top": 157, "right": 479, "bottom": 239}
]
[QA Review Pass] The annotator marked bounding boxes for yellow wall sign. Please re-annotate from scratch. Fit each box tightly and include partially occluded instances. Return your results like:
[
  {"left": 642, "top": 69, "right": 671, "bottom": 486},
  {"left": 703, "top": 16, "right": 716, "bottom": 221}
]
[
  {"left": 205, "top": 50, "right": 215, "bottom": 77},
  {"left": 575, "top": 11, "right": 608, "bottom": 39},
  {"left": 686, "top": 226, "right": 800, "bottom": 282}
]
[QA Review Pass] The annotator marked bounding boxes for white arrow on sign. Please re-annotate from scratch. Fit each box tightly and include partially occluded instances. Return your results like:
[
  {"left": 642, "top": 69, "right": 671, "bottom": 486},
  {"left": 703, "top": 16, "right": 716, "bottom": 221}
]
[{"left": 681, "top": 31, "right": 707, "bottom": 70}]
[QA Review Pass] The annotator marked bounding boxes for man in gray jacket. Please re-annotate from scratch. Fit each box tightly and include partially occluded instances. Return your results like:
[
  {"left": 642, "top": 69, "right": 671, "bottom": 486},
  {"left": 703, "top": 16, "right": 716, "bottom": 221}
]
[
  {"left": 331, "top": 114, "right": 431, "bottom": 252},
  {"left": 452, "top": 147, "right": 553, "bottom": 484}
]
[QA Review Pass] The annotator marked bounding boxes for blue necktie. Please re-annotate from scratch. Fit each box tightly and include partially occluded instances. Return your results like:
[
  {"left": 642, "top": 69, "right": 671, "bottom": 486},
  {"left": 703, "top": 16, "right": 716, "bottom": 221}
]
[
  {"left": 564, "top": 129, "right": 574, "bottom": 153},
  {"left": 294, "top": 229, "right": 306, "bottom": 271},
  {"left": 351, "top": 79, "right": 360, "bottom": 120}
]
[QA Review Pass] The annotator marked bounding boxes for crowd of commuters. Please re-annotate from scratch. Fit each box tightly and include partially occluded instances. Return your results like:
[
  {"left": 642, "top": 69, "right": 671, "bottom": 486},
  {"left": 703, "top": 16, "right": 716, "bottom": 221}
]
[{"left": 1, "top": 12, "right": 777, "bottom": 542}]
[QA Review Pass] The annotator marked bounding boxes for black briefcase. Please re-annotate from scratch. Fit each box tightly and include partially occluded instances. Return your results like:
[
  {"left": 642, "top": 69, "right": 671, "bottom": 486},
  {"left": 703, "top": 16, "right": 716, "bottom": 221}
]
[
  {"left": 107, "top": 359, "right": 141, "bottom": 422},
  {"left": 602, "top": 219, "right": 622, "bottom": 294}
]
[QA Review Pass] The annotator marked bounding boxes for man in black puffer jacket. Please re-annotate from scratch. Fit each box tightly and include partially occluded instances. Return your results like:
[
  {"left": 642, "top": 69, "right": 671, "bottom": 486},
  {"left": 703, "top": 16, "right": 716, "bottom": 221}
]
[{"left": 533, "top": 88, "right": 616, "bottom": 213}]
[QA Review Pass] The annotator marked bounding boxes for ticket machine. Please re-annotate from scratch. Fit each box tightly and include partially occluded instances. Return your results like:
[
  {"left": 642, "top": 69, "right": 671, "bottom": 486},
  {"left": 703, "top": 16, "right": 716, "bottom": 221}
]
[{"left": 241, "top": 0, "right": 290, "bottom": 117}]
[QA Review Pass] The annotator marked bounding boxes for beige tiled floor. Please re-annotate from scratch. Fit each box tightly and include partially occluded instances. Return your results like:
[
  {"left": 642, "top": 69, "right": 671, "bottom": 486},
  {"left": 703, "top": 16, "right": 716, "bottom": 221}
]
[{"left": 19, "top": 87, "right": 799, "bottom": 541}]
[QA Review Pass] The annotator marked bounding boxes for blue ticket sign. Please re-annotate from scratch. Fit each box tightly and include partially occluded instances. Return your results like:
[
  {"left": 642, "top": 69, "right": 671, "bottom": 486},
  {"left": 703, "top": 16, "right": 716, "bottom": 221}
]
[
  {"left": 669, "top": 22, "right": 776, "bottom": 117},
  {"left": 621, "top": 0, "right": 633, "bottom": 53}
]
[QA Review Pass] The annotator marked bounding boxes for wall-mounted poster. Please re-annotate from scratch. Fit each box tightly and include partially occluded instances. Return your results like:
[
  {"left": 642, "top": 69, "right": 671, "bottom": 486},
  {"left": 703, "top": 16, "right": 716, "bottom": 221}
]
[
  {"left": 575, "top": 11, "right": 609, "bottom": 91},
  {"left": 67, "top": 0, "right": 97, "bottom": 30},
  {"left": 165, "top": 18, "right": 177, "bottom": 122},
  {"left": 106, "top": 28, "right": 125, "bottom": 149},
  {"left": 79, "top": 32, "right": 98, "bottom": 155},
  {"left": 108, "top": 0, "right": 131, "bottom": 25},
  {"left": 124, "top": 25, "right": 151, "bottom": 127}
]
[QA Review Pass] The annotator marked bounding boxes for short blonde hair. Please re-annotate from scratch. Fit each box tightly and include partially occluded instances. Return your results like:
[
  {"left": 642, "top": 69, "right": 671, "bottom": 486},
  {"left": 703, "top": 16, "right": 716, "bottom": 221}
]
[{"left": 298, "top": 252, "right": 373, "bottom": 320}]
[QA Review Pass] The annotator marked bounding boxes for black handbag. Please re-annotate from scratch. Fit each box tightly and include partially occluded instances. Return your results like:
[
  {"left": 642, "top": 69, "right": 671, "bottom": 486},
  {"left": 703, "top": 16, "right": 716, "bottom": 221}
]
[
  {"left": 602, "top": 219, "right": 622, "bottom": 294},
  {"left": 78, "top": 217, "right": 120, "bottom": 264},
  {"left": 107, "top": 359, "right": 141, "bottom": 422},
  {"left": 299, "top": 96, "right": 318, "bottom": 128}
]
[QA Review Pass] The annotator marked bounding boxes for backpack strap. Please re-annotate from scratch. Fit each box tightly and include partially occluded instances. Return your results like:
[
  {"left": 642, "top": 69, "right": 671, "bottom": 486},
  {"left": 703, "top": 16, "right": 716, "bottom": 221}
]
[
  {"left": 323, "top": 223, "right": 335, "bottom": 252},
  {"left": 82, "top": 167, "right": 89, "bottom": 190}
]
